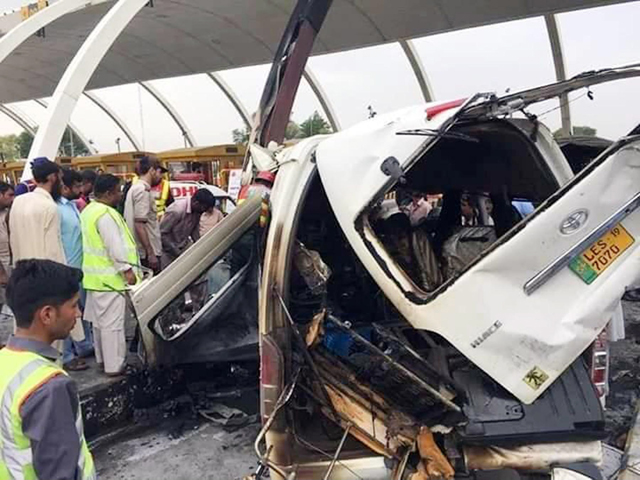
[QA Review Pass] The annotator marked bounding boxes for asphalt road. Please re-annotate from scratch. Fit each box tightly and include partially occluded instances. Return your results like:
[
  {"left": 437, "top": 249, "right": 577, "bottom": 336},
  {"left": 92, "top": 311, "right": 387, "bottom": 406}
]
[
  {"left": 4, "top": 293, "right": 639, "bottom": 477},
  {"left": 93, "top": 420, "right": 261, "bottom": 480}
]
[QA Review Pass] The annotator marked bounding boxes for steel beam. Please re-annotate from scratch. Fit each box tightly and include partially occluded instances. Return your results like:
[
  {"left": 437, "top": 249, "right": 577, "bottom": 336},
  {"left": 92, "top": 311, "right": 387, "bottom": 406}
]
[
  {"left": 545, "top": 14, "right": 572, "bottom": 136},
  {"left": 139, "top": 81, "right": 196, "bottom": 148},
  {"left": 33, "top": 98, "right": 97, "bottom": 154},
  {"left": 23, "top": 0, "right": 150, "bottom": 181},
  {"left": 399, "top": 39, "right": 434, "bottom": 103},
  {"left": 83, "top": 91, "right": 142, "bottom": 150},
  {"left": 255, "top": 0, "right": 333, "bottom": 146},
  {"left": 302, "top": 68, "right": 341, "bottom": 132},
  {"left": 206, "top": 72, "right": 252, "bottom": 129},
  {"left": 0, "top": 104, "right": 37, "bottom": 136}
]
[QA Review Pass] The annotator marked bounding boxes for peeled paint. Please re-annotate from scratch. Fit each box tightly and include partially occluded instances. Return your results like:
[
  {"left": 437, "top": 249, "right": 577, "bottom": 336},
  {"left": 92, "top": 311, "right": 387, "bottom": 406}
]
[
  {"left": 464, "top": 441, "right": 602, "bottom": 471},
  {"left": 416, "top": 427, "right": 455, "bottom": 480}
]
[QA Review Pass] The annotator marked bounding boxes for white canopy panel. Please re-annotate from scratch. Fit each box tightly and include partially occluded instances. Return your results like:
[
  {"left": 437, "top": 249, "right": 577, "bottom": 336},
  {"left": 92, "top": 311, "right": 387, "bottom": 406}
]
[{"left": 0, "top": 0, "right": 634, "bottom": 104}]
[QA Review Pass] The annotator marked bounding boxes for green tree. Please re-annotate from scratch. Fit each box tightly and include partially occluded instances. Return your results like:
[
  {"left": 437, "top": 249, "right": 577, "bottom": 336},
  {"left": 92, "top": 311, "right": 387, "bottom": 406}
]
[
  {"left": 12, "top": 128, "right": 90, "bottom": 158},
  {"left": 231, "top": 120, "right": 302, "bottom": 145},
  {"left": 553, "top": 125, "right": 597, "bottom": 139},
  {"left": 58, "top": 128, "right": 90, "bottom": 157},
  {"left": 17, "top": 131, "right": 33, "bottom": 159},
  {"left": 232, "top": 127, "right": 250, "bottom": 145},
  {"left": 285, "top": 121, "right": 301, "bottom": 140},
  {"left": 0, "top": 134, "right": 20, "bottom": 161},
  {"left": 573, "top": 125, "right": 597, "bottom": 137},
  {"left": 297, "top": 111, "right": 331, "bottom": 138}
]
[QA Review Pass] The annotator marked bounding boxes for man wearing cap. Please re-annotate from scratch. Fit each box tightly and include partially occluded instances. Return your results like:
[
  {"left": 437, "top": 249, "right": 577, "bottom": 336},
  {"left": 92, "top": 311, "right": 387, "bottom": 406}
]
[
  {"left": 123, "top": 156, "right": 166, "bottom": 274},
  {"left": 9, "top": 157, "right": 66, "bottom": 264}
]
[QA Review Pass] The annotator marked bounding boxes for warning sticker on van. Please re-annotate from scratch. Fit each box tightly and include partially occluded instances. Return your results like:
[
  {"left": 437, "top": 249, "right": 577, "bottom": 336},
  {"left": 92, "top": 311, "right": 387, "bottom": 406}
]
[{"left": 523, "top": 366, "right": 549, "bottom": 390}]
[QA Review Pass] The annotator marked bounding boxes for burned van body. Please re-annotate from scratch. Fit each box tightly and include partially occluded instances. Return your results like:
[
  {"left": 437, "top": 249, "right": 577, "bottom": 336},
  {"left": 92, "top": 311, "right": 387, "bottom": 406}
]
[
  {"left": 129, "top": 66, "right": 640, "bottom": 479},
  {"left": 251, "top": 69, "right": 640, "bottom": 479}
]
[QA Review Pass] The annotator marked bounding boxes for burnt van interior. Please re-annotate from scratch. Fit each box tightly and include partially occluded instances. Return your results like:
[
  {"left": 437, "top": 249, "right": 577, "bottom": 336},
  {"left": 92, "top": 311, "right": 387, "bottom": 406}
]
[
  {"left": 369, "top": 119, "right": 562, "bottom": 294},
  {"left": 283, "top": 120, "right": 605, "bottom": 475}
]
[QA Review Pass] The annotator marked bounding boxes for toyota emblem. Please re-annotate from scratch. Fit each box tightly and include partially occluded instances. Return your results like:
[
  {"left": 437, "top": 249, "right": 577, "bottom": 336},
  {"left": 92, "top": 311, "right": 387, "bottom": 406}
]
[{"left": 560, "top": 209, "right": 589, "bottom": 235}]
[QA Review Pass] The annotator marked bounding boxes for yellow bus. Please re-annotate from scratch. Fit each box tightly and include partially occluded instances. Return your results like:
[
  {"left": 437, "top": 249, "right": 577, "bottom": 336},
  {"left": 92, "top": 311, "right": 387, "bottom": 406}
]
[
  {"left": 71, "top": 151, "right": 155, "bottom": 180},
  {"left": 0, "top": 156, "right": 72, "bottom": 185},
  {"left": 157, "top": 144, "right": 245, "bottom": 189}
]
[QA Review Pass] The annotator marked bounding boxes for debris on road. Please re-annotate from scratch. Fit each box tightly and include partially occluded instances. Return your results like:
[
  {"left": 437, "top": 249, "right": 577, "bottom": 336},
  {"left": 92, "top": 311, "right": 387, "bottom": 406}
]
[{"left": 199, "top": 403, "right": 259, "bottom": 430}]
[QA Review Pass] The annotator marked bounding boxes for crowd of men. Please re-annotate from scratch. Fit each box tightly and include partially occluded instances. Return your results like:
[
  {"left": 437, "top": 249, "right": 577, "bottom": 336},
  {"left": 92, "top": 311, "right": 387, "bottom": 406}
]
[
  {"left": 0, "top": 155, "right": 223, "bottom": 376},
  {"left": 0, "top": 153, "right": 281, "bottom": 479}
]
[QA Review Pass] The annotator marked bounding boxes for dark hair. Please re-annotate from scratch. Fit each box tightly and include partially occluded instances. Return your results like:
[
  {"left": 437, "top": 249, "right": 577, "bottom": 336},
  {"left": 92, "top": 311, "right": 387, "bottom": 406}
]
[
  {"left": 192, "top": 189, "right": 216, "bottom": 209},
  {"left": 32, "top": 158, "right": 60, "bottom": 184},
  {"left": 136, "top": 156, "right": 164, "bottom": 176},
  {"left": 94, "top": 174, "right": 121, "bottom": 197},
  {"left": 7, "top": 260, "right": 82, "bottom": 329},
  {"left": 81, "top": 169, "right": 97, "bottom": 184},
  {"left": 61, "top": 168, "right": 83, "bottom": 189},
  {"left": 0, "top": 182, "right": 14, "bottom": 195}
]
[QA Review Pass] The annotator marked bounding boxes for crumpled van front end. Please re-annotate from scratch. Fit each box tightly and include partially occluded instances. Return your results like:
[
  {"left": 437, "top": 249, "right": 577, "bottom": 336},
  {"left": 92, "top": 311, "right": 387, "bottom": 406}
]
[{"left": 255, "top": 86, "right": 640, "bottom": 478}]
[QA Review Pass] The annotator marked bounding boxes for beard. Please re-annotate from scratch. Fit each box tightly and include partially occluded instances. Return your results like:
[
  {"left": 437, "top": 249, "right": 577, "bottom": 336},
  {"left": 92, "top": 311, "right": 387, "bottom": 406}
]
[
  {"left": 51, "top": 178, "right": 63, "bottom": 201},
  {"left": 67, "top": 189, "right": 81, "bottom": 201}
]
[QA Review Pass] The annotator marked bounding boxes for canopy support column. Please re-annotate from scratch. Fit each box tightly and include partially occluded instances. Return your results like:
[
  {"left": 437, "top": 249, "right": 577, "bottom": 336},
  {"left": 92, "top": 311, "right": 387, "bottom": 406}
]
[
  {"left": 545, "top": 14, "right": 572, "bottom": 136},
  {"left": 24, "top": 0, "right": 150, "bottom": 181}
]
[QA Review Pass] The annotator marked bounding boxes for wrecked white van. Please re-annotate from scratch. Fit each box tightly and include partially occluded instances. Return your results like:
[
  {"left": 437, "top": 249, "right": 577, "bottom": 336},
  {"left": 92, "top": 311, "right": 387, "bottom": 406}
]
[
  {"left": 247, "top": 67, "right": 640, "bottom": 480},
  {"left": 129, "top": 63, "right": 640, "bottom": 479},
  {"left": 125, "top": 0, "right": 640, "bottom": 474}
]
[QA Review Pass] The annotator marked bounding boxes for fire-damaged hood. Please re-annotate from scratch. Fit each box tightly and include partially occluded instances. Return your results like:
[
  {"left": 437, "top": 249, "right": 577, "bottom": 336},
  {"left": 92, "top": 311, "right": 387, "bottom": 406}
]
[{"left": 315, "top": 70, "right": 640, "bottom": 404}]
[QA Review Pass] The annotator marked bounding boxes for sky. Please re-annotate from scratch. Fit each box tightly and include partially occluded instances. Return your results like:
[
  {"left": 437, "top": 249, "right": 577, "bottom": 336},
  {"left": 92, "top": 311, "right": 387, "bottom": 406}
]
[{"left": 0, "top": 1, "right": 639, "bottom": 154}]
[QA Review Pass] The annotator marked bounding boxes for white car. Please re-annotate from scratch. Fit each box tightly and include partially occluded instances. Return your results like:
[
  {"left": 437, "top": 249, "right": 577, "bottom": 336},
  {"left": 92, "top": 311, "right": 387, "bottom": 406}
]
[{"left": 169, "top": 180, "right": 236, "bottom": 214}]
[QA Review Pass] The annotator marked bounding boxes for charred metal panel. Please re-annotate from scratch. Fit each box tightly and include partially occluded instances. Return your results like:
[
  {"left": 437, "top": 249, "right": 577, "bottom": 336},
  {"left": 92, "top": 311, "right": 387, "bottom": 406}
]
[
  {"left": 316, "top": 316, "right": 460, "bottom": 423},
  {"left": 454, "top": 359, "right": 605, "bottom": 445}
]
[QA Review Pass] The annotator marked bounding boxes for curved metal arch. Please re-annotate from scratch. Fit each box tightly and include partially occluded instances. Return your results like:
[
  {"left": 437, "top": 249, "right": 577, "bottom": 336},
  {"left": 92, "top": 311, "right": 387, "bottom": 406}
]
[
  {"left": 0, "top": 0, "right": 113, "bottom": 66},
  {"left": 302, "top": 68, "right": 342, "bottom": 132},
  {"left": 399, "top": 39, "right": 434, "bottom": 103},
  {"left": 0, "top": 104, "right": 37, "bottom": 136},
  {"left": 206, "top": 72, "right": 252, "bottom": 129},
  {"left": 139, "top": 81, "right": 196, "bottom": 148},
  {"left": 83, "top": 91, "right": 142, "bottom": 150},
  {"left": 545, "top": 14, "right": 572, "bottom": 136},
  {"left": 24, "top": 0, "right": 150, "bottom": 181},
  {"left": 33, "top": 98, "right": 98, "bottom": 154}
]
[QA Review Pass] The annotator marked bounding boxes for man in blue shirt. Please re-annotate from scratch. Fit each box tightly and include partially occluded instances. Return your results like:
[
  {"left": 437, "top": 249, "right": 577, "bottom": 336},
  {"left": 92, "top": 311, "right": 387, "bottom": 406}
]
[{"left": 58, "top": 169, "right": 93, "bottom": 370}]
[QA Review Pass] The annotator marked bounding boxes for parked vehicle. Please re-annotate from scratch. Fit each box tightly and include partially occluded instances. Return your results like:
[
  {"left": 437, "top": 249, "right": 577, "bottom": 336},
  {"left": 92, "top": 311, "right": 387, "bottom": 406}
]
[
  {"left": 557, "top": 135, "right": 614, "bottom": 174},
  {"left": 157, "top": 144, "right": 245, "bottom": 190},
  {"left": 170, "top": 180, "right": 236, "bottom": 214}
]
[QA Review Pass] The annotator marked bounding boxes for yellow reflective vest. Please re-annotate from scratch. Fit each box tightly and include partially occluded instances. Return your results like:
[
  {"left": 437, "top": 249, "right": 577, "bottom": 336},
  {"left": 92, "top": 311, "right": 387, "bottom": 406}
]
[
  {"left": 156, "top": 179, "right": 170, "bottom": 218},
  {"left": 81, "top": 201, "right": 140, "bottom": 292},
  {"left": 0, "top": 348, "right": 96, "bottom": 480},
  {"left": 132, "top": 176, "right": 170, "bottom": 219}
]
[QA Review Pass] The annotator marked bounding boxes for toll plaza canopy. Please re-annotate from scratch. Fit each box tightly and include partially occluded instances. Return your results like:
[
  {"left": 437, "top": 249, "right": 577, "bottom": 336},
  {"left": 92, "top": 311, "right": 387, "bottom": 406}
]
[
  {"left": 0, "top": 0, "right": 638, "bottom": 158},
  {"left": 0, "top": 0, "right": 635, "bottom": 103}
]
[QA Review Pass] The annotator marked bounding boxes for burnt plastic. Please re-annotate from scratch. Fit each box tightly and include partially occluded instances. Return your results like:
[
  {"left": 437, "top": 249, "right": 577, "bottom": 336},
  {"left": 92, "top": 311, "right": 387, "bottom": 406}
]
[
  {"left": 321, "top": 316, "right": 460, "bottom": 423},
  {"left": 453, "top": 359, "right": 605, "bottom": 445}
]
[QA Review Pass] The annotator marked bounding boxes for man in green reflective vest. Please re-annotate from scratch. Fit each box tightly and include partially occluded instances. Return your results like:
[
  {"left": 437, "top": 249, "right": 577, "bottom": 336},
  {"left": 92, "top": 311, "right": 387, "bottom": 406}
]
[
  {"left": 81, "top": 174, "right": 140, "bottom": 377},
  {"left": 0, "top": 259, "right": 96, "bottom": 480}
]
